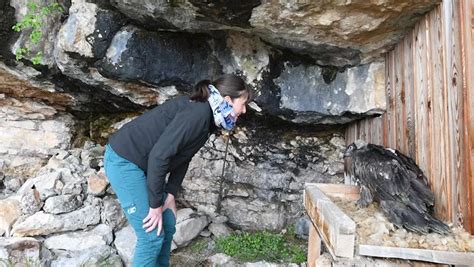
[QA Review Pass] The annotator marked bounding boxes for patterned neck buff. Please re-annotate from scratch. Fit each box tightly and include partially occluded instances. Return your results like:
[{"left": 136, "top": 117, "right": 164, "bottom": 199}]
[{"left": 207, "top": 84, "right": 237, "bottom": 131}]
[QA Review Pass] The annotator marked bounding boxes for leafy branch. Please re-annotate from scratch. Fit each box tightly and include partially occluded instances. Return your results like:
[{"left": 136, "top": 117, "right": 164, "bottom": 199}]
[{"left": 12, "top": 1, "right": 63, "bottom": 64}]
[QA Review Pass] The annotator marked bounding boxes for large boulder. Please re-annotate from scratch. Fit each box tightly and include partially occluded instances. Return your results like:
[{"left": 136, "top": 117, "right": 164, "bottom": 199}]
[
  {"left": 11, "top": 199, "right": 101, "bottom": 237},
  {"left": 97, "top": 26, "right": 222, "bottom": 88},
  {"left": 111, "top": 0, "right": 439, "bottom": 65},
  {"left": 44, "top": 224, "right": 113, "bottom": 251}
]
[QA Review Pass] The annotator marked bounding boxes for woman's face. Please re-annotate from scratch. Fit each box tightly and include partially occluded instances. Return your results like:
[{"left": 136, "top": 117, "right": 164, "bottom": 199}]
[{"left": 224, "top": 94, "right": 248, "bottom": 117}]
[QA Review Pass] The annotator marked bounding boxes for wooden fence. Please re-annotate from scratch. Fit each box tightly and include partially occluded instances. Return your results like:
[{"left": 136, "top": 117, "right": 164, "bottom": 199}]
[{"left": 345, "top": 0, "right": 474, "bottom": 234}]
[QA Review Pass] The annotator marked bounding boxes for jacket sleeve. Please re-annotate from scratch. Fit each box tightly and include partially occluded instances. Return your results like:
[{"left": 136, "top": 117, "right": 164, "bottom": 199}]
[
  {"left": 146, "top": 112, "right": 203, "bottom": 208},
  {"left": 165, "top": 160, "right": 191, "bottom": 198}
]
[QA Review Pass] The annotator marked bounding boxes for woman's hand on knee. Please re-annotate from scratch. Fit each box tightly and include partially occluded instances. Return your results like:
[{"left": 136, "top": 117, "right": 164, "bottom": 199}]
[{"left": 143, "top": 206, "right": 163, "bottom": 235}]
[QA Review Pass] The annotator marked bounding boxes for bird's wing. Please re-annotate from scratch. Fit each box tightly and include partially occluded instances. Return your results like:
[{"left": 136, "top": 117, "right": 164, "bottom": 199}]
[
  {"left": 353, "top": 148, "right": 411, "bottom": 203},
  {"left": 365, "top": 144, "right": 434, "bottom": 212}
]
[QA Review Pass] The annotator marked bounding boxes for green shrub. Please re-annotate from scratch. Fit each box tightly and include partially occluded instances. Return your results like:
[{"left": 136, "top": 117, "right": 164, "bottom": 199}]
[
  {"left": 12, "top": 1, "right": 63, "bottom": 64},
  {"left": 215, "top": 231, "right": 306, "bottom": 264}
]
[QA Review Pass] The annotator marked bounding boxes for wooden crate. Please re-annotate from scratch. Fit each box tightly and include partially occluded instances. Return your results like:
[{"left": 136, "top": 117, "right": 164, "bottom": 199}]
[{"left": 304, "top": 183, "right": 474, "bottom": 266}]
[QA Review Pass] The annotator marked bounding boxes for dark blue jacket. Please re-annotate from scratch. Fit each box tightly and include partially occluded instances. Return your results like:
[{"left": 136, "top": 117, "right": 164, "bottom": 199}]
[{"left": 109, "top": 96, "right": 215, "bottom": 208}]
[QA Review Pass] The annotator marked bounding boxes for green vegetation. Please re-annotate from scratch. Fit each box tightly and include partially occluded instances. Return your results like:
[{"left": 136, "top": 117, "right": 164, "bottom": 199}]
[
  {"left": 12, "top": 1, "right": 63, "bottom": 64},
  {"left": 215, "top": 230, "right": 307, "bottom": 264},
  {"left": 189, "top": 238, "right": 209, "bottom": 254}
]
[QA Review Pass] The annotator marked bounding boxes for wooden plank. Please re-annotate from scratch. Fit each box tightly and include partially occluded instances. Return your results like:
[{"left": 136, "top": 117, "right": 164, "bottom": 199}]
[
  {"left": 306, "top": 183, "right": 360, "bottom": 201},
  {"left": 385, "top": 52, "right": 395, "bottom": 148},
  {"left": 404, "top": 28, "right": 416, "bottom": 159},
  {"left": 414, "top": 20, "right": 431, "bottom": 179},
  {"left": 304, "top": 185, "right": 356, "bottom": 258},
  {"left": 424, "top": 16, "right": 434, "bottom": 185},
  {"left": 389, "top": 48, "right": 397, "bottom": 149},
  {"left": 444, "top": 0, "right": 465, "bottom": 225},
  {"left": 429, "top": 4, "right": 451, "bottom": 220},
  {"left": 358, "top": 245, "right": 474, "bottom": 265},
  {"left": 394, "top": 41, "right": 405, "bottom": 152},
  {"left": 307, "top": 222, "right": 321, "bottom": 267},
  {"left": 370, "top": 116, "right": 383, "bottom": 146},
  {"left": 460, "top": 0, "right": 474, "bottom": 234}
]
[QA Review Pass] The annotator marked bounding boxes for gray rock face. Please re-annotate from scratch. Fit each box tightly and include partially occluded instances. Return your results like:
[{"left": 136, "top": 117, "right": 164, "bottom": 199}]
[
  {"left": 3, "top": 0, "right": 400, "bottom": 124},
  {"left": 222, "top": 197, "right": 285, "bottom": 231},
  {"left": 0, "top": 95, "right": 74, "bottom": 180},
  {"left": 181, "top": 128, "right": 345, "bottom": 230},
  {"left": 268, "top": 62, "right": 386, "bottom": 124},
  {"left": 110, "top": 0, "right": 438, "bottom": 65}
]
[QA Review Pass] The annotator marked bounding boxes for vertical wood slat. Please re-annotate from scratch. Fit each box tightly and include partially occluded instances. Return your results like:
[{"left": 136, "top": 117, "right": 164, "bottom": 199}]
[
  {"left": 414, "top": 21, "right": 432, "bottom": 179},
  {"left": 394, "top": 41, "right": 405, "bottom": 153},
  {"left": 460, "top": 0, "right": 474, "bottom": 234},
  {"left": 344, "top": 0, "right": 473, "bottom": 233},
  {"left": 444, "top": 0, "right": 465, "bottom": 224},
  {"left": 429, "top": 5, "right": 450, "bottom": 218},
  {"left": 387, "top": 51, "right": 395, "bottom": 148},
  {"left": 404, "top": 29, "right": 416, "bottom": 159}
]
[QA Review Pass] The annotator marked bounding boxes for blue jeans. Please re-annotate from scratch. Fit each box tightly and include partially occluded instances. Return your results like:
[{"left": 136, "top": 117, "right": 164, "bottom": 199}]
[{"left": 104, "top": 144, "right": 176, "bottom": 267}]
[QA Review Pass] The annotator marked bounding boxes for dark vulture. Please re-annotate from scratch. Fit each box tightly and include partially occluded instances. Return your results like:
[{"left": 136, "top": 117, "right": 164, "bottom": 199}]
[{"left": 343, "top": 140, "right": 450, "bottom": 235}]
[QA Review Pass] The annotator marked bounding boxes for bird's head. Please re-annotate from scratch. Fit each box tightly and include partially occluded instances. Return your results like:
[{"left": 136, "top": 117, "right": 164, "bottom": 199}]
[{"left": 343, "top": 139, "right": 367, "bottom": 158}]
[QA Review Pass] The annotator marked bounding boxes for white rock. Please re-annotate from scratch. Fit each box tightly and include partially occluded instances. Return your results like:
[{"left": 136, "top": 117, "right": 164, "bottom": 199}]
[
  {"left": 114, "top": 225, "right": 136, "bottom": 267},
  {"left": 174, "top": 216, "right": 208, "bottom": 247},
  {"left": 12, "top": 204, "right": 100, "bottom": 237},
  {"left": 176, "top": 208, "right": 194, "bottom": 224},
  {"left": 43, "top": 194, "right": 82, "bottom": 214},
  {"left": 87, "top": 172, "right": 109, "bottom": 196},
  {"left": 16, "top": 171, "right": 61, "bottom": 201},
  {"left": 20, "top": 188, "right": 42, "bottom": 215},
  {"left": 208, "top": 223, "right": 233, "bottom": 238},
  {"left": 101, "top": 196, "right": 127, "bottom": 230},
  {"left": 206, "top": 253, "right": 233, "bottom": 266},
  {"left": 50, "top": 245, "right": 122, "bottom": 267},
  {"left": 44, "top": 224, "right": 113, "bottom": 251}
]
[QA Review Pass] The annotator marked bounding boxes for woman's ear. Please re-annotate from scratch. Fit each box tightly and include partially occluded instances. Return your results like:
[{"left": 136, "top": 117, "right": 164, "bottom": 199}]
[{"left": 223, "top": 96, "right": 233, "bottom": 104}]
